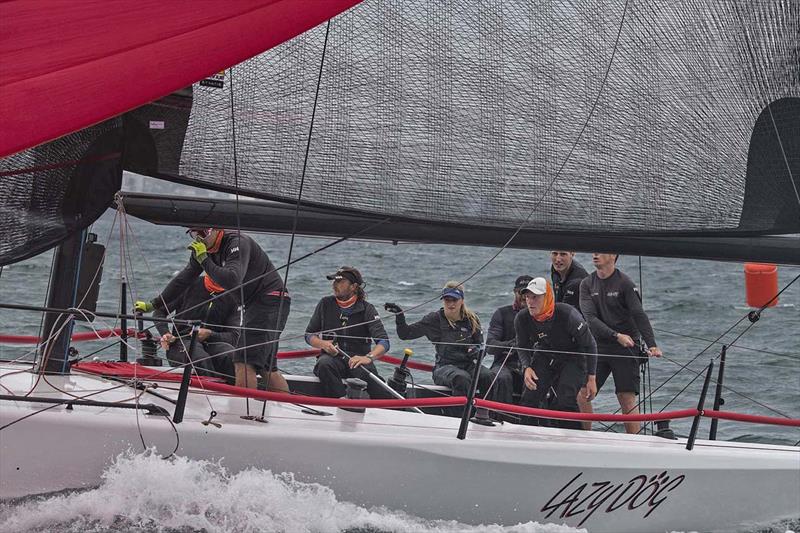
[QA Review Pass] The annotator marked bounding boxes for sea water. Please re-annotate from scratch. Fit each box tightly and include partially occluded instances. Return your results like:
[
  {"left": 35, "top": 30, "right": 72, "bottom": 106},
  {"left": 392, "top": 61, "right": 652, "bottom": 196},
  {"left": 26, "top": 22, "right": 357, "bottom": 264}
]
[{"left": 0, "top": 192, "right": 798, "bottom": 532}]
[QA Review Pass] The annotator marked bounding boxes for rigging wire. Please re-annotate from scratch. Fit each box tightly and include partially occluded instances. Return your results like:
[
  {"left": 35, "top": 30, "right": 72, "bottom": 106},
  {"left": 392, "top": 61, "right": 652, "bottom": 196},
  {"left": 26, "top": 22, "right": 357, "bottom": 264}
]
[
  {"left": 637, "top": 273, "right": 800, "bottom": 411},
  {"left": 226, "top": 63, "right": 253, "bottom": 412},
  {"left": 264, "top": 19, "right": 333, "bottom": 414},
  {"left": 653, "top": 327, "right": 799, "bottom": 361}
]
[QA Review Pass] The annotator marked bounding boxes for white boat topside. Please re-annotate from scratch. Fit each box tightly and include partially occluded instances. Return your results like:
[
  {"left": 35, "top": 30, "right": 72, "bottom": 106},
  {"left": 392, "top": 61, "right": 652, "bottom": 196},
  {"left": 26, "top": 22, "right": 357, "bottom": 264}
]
[{"left": 1, "top": 361, "right": 798, "bottom": 532}]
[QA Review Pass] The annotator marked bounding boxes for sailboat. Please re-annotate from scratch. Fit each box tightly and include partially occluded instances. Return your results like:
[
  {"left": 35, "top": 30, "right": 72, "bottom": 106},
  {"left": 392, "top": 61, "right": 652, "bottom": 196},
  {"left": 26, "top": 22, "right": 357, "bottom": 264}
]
[{"left": 1, "top": 1, "right": 798, "bottom": 531}]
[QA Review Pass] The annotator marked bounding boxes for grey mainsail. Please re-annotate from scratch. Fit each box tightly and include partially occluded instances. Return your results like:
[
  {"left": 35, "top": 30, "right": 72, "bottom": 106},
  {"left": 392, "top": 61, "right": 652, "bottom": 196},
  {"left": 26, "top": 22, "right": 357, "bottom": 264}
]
[{"left": 165, "top": 0, "right": 800, "bottom": 235}]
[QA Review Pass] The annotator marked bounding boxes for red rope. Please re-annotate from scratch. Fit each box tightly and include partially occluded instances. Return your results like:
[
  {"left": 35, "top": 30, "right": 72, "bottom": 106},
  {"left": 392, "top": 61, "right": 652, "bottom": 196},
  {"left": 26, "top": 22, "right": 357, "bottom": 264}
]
[
  {"left": 0, "top": 328, "right": 141, "bottom": 344},
  {"left": 703, "top": 409, "right": 800, "bottom": 427},
  {"left": 189, "top": 378, "right": 466, "bottom": 409},
  {"left": 276, "top": 349, "right": 321, "bottom": 359},
  {"left": 378, "top": 354, "right": 435, "bottom": 372},
  {"left": 475, "top": 398, "right": 700, "bottom": 423},
  {"left": 71, "top": 363, "right": 800, "bottom": 427}
]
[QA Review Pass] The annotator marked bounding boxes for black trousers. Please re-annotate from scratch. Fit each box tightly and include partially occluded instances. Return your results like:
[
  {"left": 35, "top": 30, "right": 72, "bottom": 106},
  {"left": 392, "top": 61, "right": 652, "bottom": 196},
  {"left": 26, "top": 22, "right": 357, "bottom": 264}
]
[
  {"left": 313, "top": 354, "right": 392, "bottom": 399},
  {"left": 167, "top": 341, "right": 236, "bottom": 382},
  {"left": 489, "top": 362, "right": 521, "bottom": 406},
  {"left": 234, "top": 295, "right": 290, "bottom": 374},
  {"left": 519, "top": 356, "right": 586, "bottom": 430}
]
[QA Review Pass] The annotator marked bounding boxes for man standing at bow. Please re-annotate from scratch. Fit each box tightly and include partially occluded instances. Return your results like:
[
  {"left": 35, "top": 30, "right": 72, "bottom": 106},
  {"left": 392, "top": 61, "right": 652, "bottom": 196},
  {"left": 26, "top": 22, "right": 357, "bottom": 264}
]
[
  {"left": 579, "top": 253, "right": 662, "bottom": 434},
  {"left": 136, "top": 227, "right": 290, "bottom": 391},
  {"left": 515, "top": 277, "right": 597, "bottom": 430},
  {"left": 550, "top": 251, "right": 588, "bottom": 310}
]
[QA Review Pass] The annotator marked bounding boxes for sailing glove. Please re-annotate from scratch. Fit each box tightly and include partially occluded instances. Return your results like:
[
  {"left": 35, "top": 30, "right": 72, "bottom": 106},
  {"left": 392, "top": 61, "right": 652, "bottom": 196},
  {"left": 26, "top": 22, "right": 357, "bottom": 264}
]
[
  {"left": 134, "top": 300, "right": 154, "bottom": 313},
  {"left": 187, "top": 241, "right": 208, "bottom": 264},
  {"left": 384, "top": 302, "right": 403, "bottom": 315}
]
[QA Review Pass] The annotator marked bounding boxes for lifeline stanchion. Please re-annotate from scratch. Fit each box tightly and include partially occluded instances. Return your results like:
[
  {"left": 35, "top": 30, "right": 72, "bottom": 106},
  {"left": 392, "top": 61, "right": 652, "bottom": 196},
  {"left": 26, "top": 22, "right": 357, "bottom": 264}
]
[
  {"left": 686, "top": 359, "right": 714, "bottom": 451},
  {"left": 172, "top": 323, "right": 201, "bottom": 424},
  {"left": 457, "top": 347, "right": 486, "bottom": 440},
  {"left": 119, "top": 278, "right": 128, "bottom": 362},
  {"left": 709, "top": 345, "right": 727, "bottom": 440}
]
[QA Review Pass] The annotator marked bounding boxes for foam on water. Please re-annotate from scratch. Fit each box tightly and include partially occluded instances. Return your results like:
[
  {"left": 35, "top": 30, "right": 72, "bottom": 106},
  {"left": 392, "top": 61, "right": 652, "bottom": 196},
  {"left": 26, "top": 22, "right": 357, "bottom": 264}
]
[{"left": 0, "top": 452, "right": 585, "bottom": 533}]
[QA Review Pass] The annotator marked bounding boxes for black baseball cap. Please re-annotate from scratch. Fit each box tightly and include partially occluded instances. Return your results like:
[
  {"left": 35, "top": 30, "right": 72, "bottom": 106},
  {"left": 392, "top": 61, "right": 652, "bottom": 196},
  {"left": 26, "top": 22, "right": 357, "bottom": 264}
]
[
  {"left": 326, "top": 266, "right": 364, "bottom": 285},
  {"left": 514, "top": 275, "right": 534, "bottom": 290}
]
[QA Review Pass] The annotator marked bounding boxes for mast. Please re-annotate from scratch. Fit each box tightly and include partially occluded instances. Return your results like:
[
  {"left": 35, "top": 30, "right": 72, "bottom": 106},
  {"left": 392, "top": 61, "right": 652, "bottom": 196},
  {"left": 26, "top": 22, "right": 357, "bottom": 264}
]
[{"left": 35, "top": 231, "right": 104, "bottom": 374}]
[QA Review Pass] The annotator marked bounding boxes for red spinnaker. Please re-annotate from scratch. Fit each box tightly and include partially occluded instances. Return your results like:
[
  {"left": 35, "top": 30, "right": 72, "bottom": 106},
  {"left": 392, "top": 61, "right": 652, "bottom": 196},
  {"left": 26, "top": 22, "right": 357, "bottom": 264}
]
[{"left": 0, "top": 0, "right": 361, "bottom": 157}]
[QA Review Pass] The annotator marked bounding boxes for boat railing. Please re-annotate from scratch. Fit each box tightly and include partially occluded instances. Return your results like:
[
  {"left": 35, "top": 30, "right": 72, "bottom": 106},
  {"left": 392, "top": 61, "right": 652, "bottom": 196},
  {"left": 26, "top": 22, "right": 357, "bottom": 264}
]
[{"left": 67, "top": 362, "right": 800, "bottom": 433}]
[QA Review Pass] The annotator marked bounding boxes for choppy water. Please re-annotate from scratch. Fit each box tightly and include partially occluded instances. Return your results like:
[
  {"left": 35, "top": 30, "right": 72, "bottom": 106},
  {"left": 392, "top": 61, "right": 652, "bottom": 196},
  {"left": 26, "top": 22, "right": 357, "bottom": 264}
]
[{"left": 0, "top": 190, "right": 798, "bottom": 532}]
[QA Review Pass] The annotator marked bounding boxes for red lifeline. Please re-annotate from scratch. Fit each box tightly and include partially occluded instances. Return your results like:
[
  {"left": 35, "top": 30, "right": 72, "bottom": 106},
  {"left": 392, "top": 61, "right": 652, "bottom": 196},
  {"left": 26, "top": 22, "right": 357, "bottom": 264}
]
[
  {"left": 744, "top": 263, "right": 778, "bottom": 308},
  {"left": 0, "top": 0, "right": 362, "bottom": 157}
]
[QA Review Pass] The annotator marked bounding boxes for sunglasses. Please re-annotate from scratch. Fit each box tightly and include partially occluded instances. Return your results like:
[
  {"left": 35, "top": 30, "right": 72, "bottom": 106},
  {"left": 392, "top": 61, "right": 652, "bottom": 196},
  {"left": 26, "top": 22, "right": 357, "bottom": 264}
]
[{"left": 187, "top": 228, "right": 211, "bottom": 240}]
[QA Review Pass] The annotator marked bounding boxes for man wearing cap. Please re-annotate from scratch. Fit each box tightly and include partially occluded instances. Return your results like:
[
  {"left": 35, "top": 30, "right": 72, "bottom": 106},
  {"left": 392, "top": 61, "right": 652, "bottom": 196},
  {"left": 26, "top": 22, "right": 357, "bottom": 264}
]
[
  {"left": 305, "top": 266, "right": 392, "bottom": 399},
  {"left": 135, "top": 227, "right": 290, "bottom": 392},
  {"left": 550, "top": 251, "right": 588, "bottom": 310},
  {"left": 485, "top": 275, "right": 532, "bottom": 405},
  {"left": 389, "top": 282, "right": 495, "bottom": 414},
  {"left": 579, "top": 253, "right": 662, "bottom": 434},
  {"left": 515, "top": 277, "right": 598, "bottom": 430}
]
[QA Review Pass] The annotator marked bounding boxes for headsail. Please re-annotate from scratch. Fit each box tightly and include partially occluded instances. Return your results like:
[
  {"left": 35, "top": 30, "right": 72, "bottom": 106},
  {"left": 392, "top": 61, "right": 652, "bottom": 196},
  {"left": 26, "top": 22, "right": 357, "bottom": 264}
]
[
  {"left": 0, "top": 0, "right": 361, "bottom": 265},
  {"left": 127, "top": 0, "right": 799, "bottom": 238},
  {"left": 0, "top": 0, "right": 362, "bottom": 158}
]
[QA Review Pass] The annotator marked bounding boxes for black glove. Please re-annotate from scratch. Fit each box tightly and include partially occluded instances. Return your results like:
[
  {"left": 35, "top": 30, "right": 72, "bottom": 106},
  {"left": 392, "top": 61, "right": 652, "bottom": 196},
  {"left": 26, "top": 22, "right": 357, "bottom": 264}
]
[{"left": 384, "top": 302, "right": 403, "bottom": 315}]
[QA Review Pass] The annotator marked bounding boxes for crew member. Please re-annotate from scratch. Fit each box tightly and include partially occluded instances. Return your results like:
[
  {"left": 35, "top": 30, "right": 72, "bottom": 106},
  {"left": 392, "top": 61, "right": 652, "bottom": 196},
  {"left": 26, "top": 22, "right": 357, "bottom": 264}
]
[
  {"left": 550, "top": 251, "right": 588, "bottom": 310},
  {"left": 515, "top": 277, "right": 597, "bottom": 430},
  {"left": 485, "top": 275, "right": 532, "bottom": 405},
  {"left": 388, "top": 282, "right": 494, "bottom": 414},
  {"left": 579, "top": 253, "right": 662, "bottom": 434},
  {"left": 305, "top": 266, "right": 392, "bottom": 399},
  {"left": 136, "top": 228, "right": 290, "bottom": 391},
  {"left": 151, "top": 276, "right": 238, "bottom": 382}
]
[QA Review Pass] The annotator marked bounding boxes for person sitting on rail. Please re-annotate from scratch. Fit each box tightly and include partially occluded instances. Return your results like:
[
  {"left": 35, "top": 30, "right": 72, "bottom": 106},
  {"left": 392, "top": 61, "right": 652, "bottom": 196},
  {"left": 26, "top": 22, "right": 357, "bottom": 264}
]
[
  {"left": 145, "top": 275, "right": 239, "bottom": 382},
  {"left": 515, "top": 277, "right": 598, "bottom": 430},
  {"left": 485, "top": 275, "right": 532, "bottom": 405},
  {"left": 135, "top": 227, "right": 290, "bottom": 392},
  {"left": 386, "top": 282, "right": 495, "bottom": 413},
  {"left": 305, "top": 266, "right": 393, "bottom": 399}
]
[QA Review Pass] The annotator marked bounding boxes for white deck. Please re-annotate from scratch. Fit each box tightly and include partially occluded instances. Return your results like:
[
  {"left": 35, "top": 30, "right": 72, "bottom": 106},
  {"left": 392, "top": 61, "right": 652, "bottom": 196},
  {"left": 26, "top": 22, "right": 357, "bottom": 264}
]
[{"left": 1, "top": 362, "right": 798, "bottom": 532}]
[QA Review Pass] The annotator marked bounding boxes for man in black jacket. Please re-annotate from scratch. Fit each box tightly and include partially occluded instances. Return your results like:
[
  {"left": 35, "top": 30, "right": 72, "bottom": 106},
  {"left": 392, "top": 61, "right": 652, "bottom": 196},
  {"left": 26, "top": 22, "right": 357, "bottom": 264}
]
[
  {"left": 137, "top": 228, "right": 290, "bottom": 391},
  {"left": 579, "top": 253, "right": 662, "bottom": 433},
  {"left": 305, "top": 266, "right": 392, "bottom": 399},
  {"left": 550, "top": 251, "right": 588, "bottom": 310},
  {"left": 153, "top": 276, "right": 238, "bottom": 382},
  {"left": 485, "top": 275, "right": 532, "bottom": 405},
  {"left": 516, "top": 277, "right": 597, "bottom": 430}
]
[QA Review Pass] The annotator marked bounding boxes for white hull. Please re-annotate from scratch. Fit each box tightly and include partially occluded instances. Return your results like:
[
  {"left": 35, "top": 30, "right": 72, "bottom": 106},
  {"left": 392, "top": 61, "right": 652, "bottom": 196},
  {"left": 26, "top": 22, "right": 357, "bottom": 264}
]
[{"left": 1, "top": 362, "right": 797, "bottom": 532}]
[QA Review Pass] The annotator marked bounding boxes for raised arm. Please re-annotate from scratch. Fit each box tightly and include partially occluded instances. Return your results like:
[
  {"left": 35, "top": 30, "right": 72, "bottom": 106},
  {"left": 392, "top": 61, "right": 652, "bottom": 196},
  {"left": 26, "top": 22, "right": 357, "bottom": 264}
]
[
  {"left": 200, "top": 235, "right": 250, "bottom": 290},
  {"left": 396, "top": 311, "right": 440, "bottom": 341},
  {"left": 152, "top": 260, "right": 202, "bottom": 310}
]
